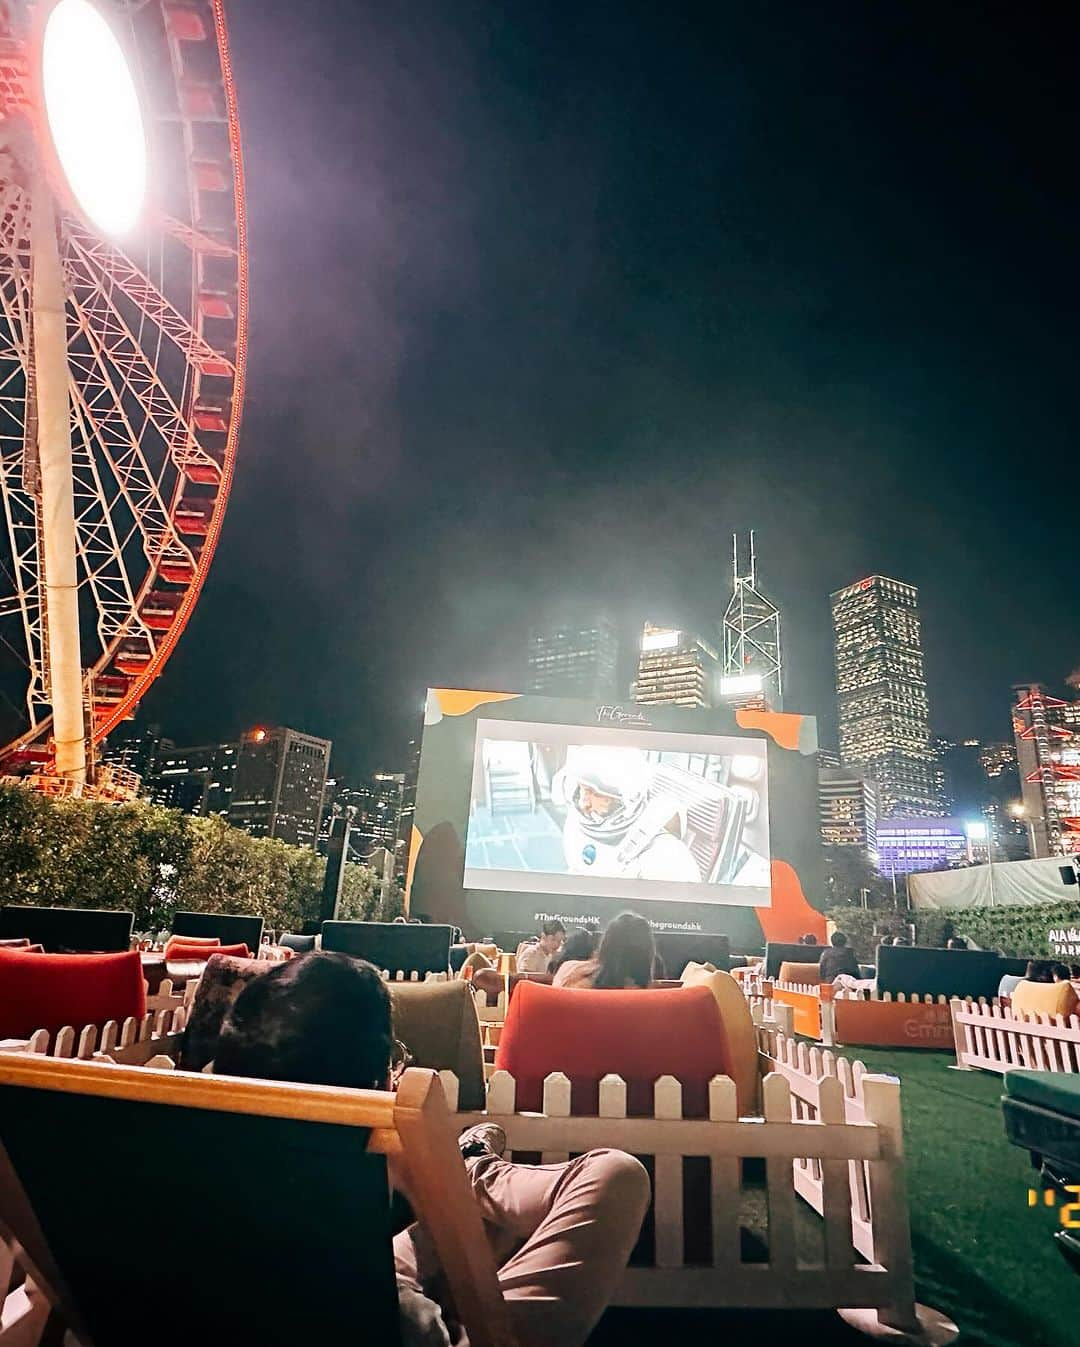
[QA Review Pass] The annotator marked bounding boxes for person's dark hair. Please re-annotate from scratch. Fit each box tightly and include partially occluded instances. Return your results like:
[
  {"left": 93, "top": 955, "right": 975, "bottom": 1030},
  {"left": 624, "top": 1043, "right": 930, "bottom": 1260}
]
[
  {"left": 214, "top": 951, "right": 393, "bottom": 1091},
  {"left": 549, "top": 928, "right": 596, "bottom": 974},
  {"left": 1051, "top": 962, "right": 1071, "bottom": 982},
  {"left": 1071, "top": 964, "right": 1080, "bottom": 980},
  {"left": 801, "top": 933, "right": 819, "bottom": 946},
  {"left": 593, "top": 912, "right": 655, "bottom": 990},
  {"left": 831, "top": 932, "right": 849, "bottom": 948},
  {"left": 946, "top": 937, "right": 968, "bottom": 950},
  {"left": 542, "top": 920, "right": 566, "bottom": 938},
  {"left": 583, "top": 921, "right": 600, "bottom": 934},
  {"left": 1025, "top": 959, "right": 1054, "bottom": 983}
]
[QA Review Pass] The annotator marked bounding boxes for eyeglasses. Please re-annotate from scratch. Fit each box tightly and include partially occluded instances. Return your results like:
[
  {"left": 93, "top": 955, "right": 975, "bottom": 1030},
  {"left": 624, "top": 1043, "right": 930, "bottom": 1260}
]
[{"left": 389, "top": 1038, "right": 413, "bottom": 1088}]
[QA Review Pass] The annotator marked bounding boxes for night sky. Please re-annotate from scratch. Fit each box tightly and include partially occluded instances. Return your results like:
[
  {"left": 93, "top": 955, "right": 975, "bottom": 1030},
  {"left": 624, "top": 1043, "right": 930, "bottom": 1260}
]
[{"left": 141, "top": 0, "right": 1079, "bottom": 778}]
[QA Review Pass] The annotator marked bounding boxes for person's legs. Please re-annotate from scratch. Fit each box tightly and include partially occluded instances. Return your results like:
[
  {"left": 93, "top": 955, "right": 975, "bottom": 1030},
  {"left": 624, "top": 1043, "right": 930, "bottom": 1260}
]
[
  {"left": 469, "top": 1149, "right": 650, "bottom": 1347},
  {"left": 394, "top": 1148, "right": 649, "bottom": 1347}
]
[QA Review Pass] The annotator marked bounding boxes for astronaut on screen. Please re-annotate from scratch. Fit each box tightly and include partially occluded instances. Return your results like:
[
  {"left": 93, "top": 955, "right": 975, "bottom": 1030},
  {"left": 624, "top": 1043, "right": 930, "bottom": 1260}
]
[{"left": 553, "top": 748, "right": 701, "bottom": 882}]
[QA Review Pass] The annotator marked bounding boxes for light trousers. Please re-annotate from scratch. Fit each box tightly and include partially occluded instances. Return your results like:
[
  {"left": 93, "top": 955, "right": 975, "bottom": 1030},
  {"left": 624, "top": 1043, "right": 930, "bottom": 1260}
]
[{"left": 394, "top": 1147, "right": 650, "bottom": 1346}]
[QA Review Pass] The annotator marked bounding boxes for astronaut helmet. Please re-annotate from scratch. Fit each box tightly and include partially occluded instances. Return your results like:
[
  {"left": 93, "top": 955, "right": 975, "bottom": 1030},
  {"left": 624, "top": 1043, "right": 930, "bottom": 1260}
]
[{"left": 556, "top": 747, "right": 650, "bottom": 842}]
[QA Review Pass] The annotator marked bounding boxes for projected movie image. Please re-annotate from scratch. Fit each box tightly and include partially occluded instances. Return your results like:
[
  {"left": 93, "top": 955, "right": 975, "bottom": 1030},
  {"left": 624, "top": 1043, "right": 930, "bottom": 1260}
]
[{"left": 463, "top": 719, "right": 771, "bottom": 906}]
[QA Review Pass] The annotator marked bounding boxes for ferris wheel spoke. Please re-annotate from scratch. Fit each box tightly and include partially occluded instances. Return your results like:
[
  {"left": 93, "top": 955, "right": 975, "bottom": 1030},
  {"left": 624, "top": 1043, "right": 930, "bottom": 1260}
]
[
  {"left": 66, "top": 222, "right": 235, "bottom": 378},
  {"left": 67, "top": 355, "right": 191, "bottom": 580},
  {"left": 64, "top": 242, "right": 221, "bottom": 485},
  {"left": 0, "top": 436, "right": 46, "bottom": 719},
  {"left": 160, "top": 212, "right": 236, "bottom": 260},
  {"left": 0, "top": 214, "right": 46, "bottom": 722},
  {"left": 68, "top": 390, "right": 151, "bottom": 656}
]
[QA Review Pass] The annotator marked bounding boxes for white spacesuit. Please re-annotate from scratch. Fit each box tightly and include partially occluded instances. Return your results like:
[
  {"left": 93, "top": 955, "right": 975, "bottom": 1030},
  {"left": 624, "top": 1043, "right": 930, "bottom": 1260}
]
[{"left": 554, "top": 748, "right": 701, "bottom": 882}]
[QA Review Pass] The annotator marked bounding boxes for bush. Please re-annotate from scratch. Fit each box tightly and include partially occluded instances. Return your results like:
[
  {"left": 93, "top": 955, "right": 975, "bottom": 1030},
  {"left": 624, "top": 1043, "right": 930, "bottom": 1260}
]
[
  {"left": 825, "top": 909, "right": 915, "bottom": 962},
  {"left": 919, "top": 901, "right": 1080, "bottom": 958},
  {"left": 826, "top": 900, "right": 1080, "bottom": 960},
  {"left": 0, "top": 783, "right": 381, "bottom": 939}
]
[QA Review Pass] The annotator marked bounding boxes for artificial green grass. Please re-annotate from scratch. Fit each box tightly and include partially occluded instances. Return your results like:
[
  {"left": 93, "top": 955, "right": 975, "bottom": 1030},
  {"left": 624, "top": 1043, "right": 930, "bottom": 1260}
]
[
  {"left": 852, "top": 1046, "right": 1080, "bottom": 1347},
  {"left": 593, "top": 1051, "right": 1080, "bottom": 1346}
]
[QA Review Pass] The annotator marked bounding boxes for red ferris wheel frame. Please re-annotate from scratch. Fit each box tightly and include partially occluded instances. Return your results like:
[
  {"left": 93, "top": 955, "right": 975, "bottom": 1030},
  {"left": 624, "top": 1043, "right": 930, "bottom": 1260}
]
[{"left": 0, "top": 0, "right": 248, "bottom": 763}]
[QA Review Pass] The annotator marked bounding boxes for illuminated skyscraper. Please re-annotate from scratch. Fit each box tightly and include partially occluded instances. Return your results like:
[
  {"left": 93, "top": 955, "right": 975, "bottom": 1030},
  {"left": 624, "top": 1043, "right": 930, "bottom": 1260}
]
[
  {"left": 228, "top": 726, "right": 332, "bottom": 849},
  {"left": 831, "top": 576, "right": 938, "bottom": 818},
  {"left": 633, "top": 624, "right": 719, "bottom": 708},
  {"left": 150, "top": 740, "right": 238, "bottom": 817},
  {"left": 527, "top": 615, "right": 618, "bottom": 700},
  {"left": 1012, "top": 684, "right": 1080, "bottom": 858},
  {"left": 818, "top": 765, "right": 878, "bottom": 866}
]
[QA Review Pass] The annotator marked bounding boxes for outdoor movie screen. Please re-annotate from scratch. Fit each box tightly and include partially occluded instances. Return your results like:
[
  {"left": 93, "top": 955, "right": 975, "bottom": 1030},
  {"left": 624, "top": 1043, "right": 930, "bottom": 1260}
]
[{"left": 463, "top": 718, "right": 772, "bottom": 907}]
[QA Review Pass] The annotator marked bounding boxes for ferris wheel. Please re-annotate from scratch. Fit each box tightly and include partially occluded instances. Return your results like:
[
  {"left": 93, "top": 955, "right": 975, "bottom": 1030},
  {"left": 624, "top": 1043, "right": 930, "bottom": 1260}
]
[{"left": 0, "top": 0, "right": 246, "bottom": 790}]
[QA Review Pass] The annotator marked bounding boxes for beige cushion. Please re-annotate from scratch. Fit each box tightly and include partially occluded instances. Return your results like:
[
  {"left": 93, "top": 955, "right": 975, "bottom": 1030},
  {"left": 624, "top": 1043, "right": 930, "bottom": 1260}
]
[
  {"left": 1011, "top": 979, "right": 1079, "bottom": 1020},
  {"left": 680, "top": 962, "right": 759, "bottom": 1116},
  {"left": 388, "top": 979, "right": 485, "bottom": 1110},
  {"left": 777, "top": 961, "right": 821, "bottom": 986}
]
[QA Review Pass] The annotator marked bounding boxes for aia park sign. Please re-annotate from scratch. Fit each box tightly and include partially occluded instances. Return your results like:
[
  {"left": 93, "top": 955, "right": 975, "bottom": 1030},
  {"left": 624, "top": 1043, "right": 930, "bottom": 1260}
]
[{"left": 1049, "top": 928, "right": 1080, "bottom": 958}]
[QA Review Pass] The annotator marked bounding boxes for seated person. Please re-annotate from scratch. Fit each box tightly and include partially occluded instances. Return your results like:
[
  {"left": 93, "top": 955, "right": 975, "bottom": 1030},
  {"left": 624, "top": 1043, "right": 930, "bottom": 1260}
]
[
  {"left": 214, "top": 951, "right": 649, "bottom": 1347},
  {"left": 818, "top": 931, "right": 860, "bottom": 983},
  {"left": 800, "top": 933, "right": 819, "bottom": 947},
  {"left": 1052, "top": 961, "right": 1073, "bottom": 985},
  {"left": 549, "top": 928, "right": 598, "bottom": 986},
  {"left": 515, "top": 920, "right": 566, "bottom": 974},
  {"left": 946, "top": 937, "right": 968, "bottom": 950},
  {"left": 558, "top": 911, "right": 655, "bottom": 990},
  {"left": 998, "top": 969, "right": 1024, "bottom": 999}
]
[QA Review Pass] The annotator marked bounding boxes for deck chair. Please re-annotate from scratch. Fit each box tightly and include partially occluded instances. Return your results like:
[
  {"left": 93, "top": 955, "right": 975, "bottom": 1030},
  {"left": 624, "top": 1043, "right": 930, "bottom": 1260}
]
[{"left": 0, "top": 1057, "right": 513, "bottom": 1347}]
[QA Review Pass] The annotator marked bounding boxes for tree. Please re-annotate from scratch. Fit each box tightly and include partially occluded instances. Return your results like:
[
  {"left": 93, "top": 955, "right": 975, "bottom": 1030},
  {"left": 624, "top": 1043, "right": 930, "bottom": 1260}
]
[
  {"left": 336, "top": 862, "right": 382, "bottom": 921},
  {"left": 822, "top": 845, "right": 893, "bottom": 910}
]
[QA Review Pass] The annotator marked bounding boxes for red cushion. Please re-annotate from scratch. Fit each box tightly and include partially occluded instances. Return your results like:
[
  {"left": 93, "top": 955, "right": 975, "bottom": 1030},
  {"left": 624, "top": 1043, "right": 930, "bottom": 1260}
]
[
  {"left": 0, "top": 947, "right": 146, "bottom": 1039},
  {"left": 166, "top": 941, "right": 250, "bottom": 963},
  {"left": 163, "top": 936, "right": 220, "bottom": 960},
  {"left": 494, "top": 980, "right": 731, "bottom": 1117}
]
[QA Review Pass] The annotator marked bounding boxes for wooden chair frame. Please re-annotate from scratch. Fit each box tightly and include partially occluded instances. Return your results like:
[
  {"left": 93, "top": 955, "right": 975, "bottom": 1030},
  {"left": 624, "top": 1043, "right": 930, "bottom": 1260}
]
[{"left": 0, "top": 1059, "right": 514, "bottom": 1347}]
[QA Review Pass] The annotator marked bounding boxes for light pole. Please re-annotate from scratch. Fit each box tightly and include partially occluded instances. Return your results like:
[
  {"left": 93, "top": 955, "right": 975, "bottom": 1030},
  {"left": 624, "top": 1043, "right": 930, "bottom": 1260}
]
[
  {"left": 19, "top": 0, "right": 149, "bottom": 782},
  {"left": 965, "top": 818, "right": 995, "bottom": 906},
  {"left": 30, "top": 165, "right": 84, "bottom": 783},
  {"left": 1010, "top": 803, "right": 1038, "bottom": 858}
]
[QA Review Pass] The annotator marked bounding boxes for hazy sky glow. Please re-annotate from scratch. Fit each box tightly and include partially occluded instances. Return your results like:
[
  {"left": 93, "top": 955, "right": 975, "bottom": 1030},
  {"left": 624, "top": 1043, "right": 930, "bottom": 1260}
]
[{"left": 141, "top": 0, "right": 1079, "bottom": 776}]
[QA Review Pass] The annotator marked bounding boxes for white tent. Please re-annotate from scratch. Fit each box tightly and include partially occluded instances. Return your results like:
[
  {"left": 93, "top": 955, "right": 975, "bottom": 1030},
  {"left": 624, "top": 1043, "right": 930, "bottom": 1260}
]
[{"left": 909, "top": 856, "right": 1074, "bottom": 909}]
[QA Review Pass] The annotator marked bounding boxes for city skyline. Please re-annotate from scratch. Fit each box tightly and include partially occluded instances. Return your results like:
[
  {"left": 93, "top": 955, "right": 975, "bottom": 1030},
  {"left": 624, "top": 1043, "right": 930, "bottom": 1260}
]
[
  {"left": 130, "top": 564, "right": 1074, "bottom": 785},
  {"left": 124, "top": 1, "right": 1077, "bottom": 783}
]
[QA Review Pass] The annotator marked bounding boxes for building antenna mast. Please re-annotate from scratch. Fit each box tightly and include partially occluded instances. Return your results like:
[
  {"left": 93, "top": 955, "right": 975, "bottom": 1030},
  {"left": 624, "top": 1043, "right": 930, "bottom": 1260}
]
[{"left": 723, "top": 531, "right": 783, "bottom": 705}]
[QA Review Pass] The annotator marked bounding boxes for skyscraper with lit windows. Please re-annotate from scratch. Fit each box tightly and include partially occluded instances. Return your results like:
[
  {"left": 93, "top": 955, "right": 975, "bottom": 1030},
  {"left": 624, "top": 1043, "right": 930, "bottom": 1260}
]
[
  {"left": 831, "top": 576, "right": 938, "bottom": 818},
  {"left": 228, "top": 726, "right": 331, "bottom": 849},
  {"left": 527, "top": 615, "right": 618, "bottom": 700},
  {"left": 633, "top": 624, "right": 720, "bottom": 709}
]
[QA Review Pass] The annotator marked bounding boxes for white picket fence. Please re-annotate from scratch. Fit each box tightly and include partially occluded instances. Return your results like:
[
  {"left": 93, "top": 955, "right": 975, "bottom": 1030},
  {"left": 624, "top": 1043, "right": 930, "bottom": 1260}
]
[
  {"left": 381, "top": 969, "right": 448, "bottom": 983},
  {"left": 474, "top": 980, "right": 507, "bottom": 1025},
  {"left": 950, "top": 998, "right": 1080, "bottom": 1074},
  {"left": 0, "top": 1004, "right": 188, "bottom": 1070},
  {"left": 437, "top": 1035, "right": 921, "bottom": 1332}
]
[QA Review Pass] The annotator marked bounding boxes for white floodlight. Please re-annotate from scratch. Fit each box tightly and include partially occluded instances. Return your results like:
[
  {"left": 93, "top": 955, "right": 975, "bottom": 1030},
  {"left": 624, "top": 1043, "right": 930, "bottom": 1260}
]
[{"left": 41, "top": 0, "right": 147, "bottom": 237}]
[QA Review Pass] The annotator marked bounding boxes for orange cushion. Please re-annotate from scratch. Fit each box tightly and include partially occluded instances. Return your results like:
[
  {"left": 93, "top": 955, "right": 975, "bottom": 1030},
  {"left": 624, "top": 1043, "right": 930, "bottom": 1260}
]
[
  {"left": 777, "top": 961, "right": 821, "bottom": 986},
  {"left": 494, "top": 980, "right": 731, "bottom": 1117},
  {"left": 1011, "top": 979, "right": 1079, "bottom": 1020},
  {"left": 0, "top": 947, "right": 146, "bottom": 1039},
  {"left": 166, "top": 941, "right": 250, "bottom": 963}
]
